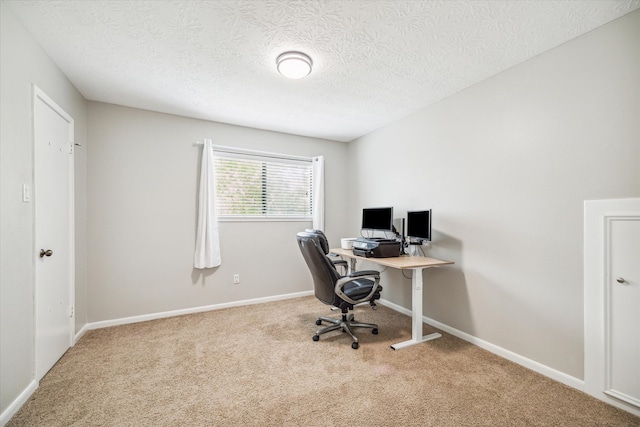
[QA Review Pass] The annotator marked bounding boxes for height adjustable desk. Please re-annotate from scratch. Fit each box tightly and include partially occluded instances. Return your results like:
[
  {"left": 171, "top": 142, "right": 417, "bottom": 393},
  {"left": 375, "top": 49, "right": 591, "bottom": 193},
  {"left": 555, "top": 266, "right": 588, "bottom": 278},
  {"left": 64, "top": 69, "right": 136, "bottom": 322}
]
[{"left": 330, "top": 248, "right": 454, "bottom": 350}]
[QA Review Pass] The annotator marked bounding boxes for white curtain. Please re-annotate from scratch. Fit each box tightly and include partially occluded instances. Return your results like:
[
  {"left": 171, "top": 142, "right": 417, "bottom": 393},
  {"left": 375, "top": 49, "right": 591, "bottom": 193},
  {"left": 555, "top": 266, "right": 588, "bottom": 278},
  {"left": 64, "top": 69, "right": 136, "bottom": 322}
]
[
  {"left": 194, "top": 139, "right": 221, "bottom": 268},
  {"left": 312, "top": 155, "right": 325, "bottom": 231}
]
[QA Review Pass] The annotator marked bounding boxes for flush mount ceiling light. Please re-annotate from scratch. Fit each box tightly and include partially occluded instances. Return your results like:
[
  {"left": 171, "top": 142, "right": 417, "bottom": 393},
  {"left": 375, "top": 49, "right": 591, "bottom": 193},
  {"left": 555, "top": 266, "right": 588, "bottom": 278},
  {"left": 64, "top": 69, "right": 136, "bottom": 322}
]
[{"left": 276, "top": 51, "right": 313, "bottom": 79}]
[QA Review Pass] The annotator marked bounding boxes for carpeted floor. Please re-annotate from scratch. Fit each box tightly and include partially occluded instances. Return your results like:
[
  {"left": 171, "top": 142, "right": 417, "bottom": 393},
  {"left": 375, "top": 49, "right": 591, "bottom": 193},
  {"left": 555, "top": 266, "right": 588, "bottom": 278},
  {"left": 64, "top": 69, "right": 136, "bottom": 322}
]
[{"left": 7, "top": 296, "right": 639, "bottom": 426}]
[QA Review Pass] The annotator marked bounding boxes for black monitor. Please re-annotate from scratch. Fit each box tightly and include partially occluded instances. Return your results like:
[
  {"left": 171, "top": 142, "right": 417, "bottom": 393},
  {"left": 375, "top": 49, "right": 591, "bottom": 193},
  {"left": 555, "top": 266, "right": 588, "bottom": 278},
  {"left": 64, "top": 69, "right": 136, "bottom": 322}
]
[
  {"left": 407, "top": 210, "right": 431, "bottom": 243},
  {"left": 361, "top": 207, "right": 394, "bottom": 232}
]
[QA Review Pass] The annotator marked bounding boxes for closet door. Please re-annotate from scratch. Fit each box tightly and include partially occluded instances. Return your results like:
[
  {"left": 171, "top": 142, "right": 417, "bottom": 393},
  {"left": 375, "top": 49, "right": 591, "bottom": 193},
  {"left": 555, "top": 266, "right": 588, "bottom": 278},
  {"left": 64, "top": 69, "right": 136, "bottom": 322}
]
[
  {"left": 605, "top": 216, "right": 640, "bottom": 408},
  {"left": 584, "top": 198, "right": 640, "bottom": 417}
]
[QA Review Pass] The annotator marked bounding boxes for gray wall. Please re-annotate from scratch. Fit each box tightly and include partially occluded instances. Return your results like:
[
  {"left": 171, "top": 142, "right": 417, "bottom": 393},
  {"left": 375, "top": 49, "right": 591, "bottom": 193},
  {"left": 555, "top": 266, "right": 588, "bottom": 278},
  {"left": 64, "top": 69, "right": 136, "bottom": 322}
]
[
  {"left": 86, "top": 102, "right": 349, "bottom": 322},
  {"left": 0, "top": 3, "right": 88, "bottom": 416},
  {"left": 347, "top": 10, "right": 639, "bottom": 379}
]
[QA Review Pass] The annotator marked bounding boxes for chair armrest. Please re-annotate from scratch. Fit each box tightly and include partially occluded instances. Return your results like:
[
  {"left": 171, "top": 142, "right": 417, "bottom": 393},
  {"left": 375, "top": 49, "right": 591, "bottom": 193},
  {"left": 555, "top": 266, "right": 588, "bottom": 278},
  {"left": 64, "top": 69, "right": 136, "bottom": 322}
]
[
  {"left": 335, "top": 272, "right": 381, "bottom": 306},
  {"left": 327, "top": 255, "right": 348, "bottom": 274},
  {"left": 333, "top": 260, "right": 348, "bottom": 273},
  {"left": 348, "top": 270, "right": 379, "bottom": 279}
]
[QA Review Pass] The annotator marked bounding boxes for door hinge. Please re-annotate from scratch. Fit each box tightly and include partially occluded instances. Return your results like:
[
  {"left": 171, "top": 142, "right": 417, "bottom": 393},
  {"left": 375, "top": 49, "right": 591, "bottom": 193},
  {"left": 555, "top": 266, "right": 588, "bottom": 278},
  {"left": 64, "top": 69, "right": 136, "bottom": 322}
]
[{"left": 69, "top": 306, "right": 74, "bottom": 318}]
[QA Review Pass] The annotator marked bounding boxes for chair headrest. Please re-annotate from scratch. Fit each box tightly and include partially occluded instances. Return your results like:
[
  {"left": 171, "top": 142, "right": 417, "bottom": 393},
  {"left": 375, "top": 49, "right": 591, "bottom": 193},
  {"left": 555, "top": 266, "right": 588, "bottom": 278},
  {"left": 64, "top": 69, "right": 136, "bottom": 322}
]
[{"left": 304, "top": 229, "right": 329, "bottom": 254}]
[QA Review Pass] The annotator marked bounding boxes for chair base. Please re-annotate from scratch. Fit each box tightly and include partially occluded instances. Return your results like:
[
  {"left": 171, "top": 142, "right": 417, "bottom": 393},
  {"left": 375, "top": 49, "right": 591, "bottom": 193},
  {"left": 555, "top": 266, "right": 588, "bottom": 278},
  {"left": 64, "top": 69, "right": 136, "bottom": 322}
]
[{"left": 313, "top": 312, "right": 378, "bottom": 349}]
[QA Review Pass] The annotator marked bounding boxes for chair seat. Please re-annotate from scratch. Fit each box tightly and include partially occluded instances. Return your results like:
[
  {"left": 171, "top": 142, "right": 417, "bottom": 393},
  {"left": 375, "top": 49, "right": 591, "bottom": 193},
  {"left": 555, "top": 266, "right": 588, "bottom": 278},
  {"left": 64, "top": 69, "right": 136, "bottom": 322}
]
[{"left": 343, "top": 279, "right": 376, "bottom": 300}]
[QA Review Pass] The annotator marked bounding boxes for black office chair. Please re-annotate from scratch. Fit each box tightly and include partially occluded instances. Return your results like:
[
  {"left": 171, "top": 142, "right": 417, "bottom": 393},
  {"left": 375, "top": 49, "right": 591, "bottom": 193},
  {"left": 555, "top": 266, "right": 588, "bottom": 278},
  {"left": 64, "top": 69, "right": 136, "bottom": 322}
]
[
  {"left": 304, "top": 228, "right": 348, "bottom": 274},
  {"left": 297, "top": 230, "right": 382, "bottom": 349}
]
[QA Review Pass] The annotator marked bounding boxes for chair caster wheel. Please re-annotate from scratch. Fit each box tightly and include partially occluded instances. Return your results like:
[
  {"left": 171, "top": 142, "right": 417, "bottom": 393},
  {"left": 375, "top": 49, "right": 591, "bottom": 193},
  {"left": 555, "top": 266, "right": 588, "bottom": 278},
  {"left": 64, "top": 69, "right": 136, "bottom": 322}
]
[
  {"left": 315, "top": 319, "right": 322, "bottom": 326},
  {"left": 312, "top": 335, "right": 320, "bottom": 341},
  {"left": 372, "top": 328, "right": 378, "bottom": 335},
  {"left": 352, "top": 342, "right": 359, "bottom": 349}
]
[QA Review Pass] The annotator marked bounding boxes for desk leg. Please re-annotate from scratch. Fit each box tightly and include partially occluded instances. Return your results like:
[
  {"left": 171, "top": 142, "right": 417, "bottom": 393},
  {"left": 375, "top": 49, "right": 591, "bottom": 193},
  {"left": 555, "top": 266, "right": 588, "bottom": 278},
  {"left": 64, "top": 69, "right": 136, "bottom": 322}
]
[
  {"left": 348, "top": 258, "right": 357, "bottom": 275},
  {"left": 390, "top": 267, "right": 442, "bottom": 350}
]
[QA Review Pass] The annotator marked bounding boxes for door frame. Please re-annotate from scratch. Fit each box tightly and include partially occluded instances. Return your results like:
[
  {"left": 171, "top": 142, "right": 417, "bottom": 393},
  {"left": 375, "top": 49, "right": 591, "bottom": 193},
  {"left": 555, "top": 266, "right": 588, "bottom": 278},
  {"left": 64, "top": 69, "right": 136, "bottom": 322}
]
[
  {"left": 32, "top": 84, "right": 75, "bottom": 380},
  {"left": 584, "top": 197, "right": 640, "bottom": 416}
]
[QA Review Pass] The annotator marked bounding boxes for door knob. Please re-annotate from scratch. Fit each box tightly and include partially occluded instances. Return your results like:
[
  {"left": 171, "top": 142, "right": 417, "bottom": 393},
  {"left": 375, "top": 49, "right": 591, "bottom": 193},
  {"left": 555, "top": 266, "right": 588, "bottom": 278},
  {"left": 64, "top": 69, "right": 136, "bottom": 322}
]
[
  {"left": 616, "top": 277, "right": 626, "bottom": 284},
  {"left": 39, "top": 249, "right": 53, "bottom": 258}
]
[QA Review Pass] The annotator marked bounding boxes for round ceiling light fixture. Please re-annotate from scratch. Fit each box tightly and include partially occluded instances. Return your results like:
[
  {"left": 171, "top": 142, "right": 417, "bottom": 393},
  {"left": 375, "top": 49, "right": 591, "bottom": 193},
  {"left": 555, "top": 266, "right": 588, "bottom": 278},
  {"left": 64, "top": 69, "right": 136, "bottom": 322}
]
[{"left": 276, "top": 51, "right": 313, "bottom": 79}]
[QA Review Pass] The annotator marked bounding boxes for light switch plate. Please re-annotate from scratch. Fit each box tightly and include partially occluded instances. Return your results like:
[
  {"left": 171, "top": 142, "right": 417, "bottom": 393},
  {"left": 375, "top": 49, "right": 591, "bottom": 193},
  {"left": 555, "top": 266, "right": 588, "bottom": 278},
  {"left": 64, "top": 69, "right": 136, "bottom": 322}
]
[{"left": 22, "top": 184, "right": 31, "bottom": 203}]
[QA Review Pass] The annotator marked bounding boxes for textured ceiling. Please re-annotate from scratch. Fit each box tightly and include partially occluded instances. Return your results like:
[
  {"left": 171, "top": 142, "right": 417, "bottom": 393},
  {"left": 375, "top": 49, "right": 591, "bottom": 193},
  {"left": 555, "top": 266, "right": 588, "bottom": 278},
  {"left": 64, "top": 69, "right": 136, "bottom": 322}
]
[{"left": 5, "top": 0, "right": 640, "bottom": 142}]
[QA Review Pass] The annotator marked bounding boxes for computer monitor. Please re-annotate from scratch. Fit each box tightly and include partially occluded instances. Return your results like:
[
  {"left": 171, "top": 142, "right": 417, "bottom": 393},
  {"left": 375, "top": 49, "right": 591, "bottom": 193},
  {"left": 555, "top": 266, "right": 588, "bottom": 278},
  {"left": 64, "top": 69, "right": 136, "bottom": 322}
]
[
  {"left": 361, "top": 207, "right": 394, "bottom": 232},
  {"left": 407, "top": 210, "right": 431, "bottom": 243}
]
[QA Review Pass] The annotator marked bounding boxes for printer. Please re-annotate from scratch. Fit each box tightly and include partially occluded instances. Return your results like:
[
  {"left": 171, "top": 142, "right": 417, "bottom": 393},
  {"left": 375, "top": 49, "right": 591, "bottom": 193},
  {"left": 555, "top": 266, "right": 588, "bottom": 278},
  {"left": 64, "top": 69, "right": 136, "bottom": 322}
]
[{"left": 352, "top": 237, "right": 401, "bottom": 258}]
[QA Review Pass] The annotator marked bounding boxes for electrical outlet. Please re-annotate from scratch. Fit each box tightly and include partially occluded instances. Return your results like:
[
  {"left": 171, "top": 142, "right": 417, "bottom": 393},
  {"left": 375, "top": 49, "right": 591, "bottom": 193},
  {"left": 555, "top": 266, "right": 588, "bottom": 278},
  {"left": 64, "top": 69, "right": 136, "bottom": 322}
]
[{"left": 233, "top": 274, "right": 240, "bottom": 284}]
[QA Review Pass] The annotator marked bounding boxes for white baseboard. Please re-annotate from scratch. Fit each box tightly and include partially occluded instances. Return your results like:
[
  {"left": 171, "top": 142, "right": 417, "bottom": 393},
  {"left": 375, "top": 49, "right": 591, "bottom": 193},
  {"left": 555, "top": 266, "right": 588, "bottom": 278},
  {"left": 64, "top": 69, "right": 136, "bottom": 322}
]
[
  {"left": 75, "top": 323, "right": 89, "bottom": 344},
  {"left": 378, "top": 298, "right": 584, "bottom": 391},
  {"left": 87, "top": 290, "right": 314, "bottom": 330},
  {"left": 0, "top": 380, "right": 37, "bottom": 427}
]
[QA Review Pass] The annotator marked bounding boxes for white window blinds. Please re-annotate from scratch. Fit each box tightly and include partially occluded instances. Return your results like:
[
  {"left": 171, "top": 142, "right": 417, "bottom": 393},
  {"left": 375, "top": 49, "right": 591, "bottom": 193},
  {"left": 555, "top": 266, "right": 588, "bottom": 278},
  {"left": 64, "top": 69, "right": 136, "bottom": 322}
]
[{"left": 213, "top": 149, "right": 313, "bottom": 220}]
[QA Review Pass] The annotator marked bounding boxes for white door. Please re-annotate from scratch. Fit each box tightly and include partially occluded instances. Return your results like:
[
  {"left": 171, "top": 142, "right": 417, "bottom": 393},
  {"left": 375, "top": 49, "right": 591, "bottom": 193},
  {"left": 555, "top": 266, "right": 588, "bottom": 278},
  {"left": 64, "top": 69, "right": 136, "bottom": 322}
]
[
  {"left": 606, "top": 217, "right": 640, "bottom": 406},
  {"left": 584, "top": 198, "right": 640, "bottom": 417},
  {"left": 34, "top": 86, "right": 75, "bottom": 381}
]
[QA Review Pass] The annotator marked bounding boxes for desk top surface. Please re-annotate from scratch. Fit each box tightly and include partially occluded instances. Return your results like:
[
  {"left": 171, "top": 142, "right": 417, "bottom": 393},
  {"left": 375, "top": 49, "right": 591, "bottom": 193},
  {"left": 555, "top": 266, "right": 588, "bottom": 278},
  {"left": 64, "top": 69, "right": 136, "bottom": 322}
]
[{"left": 330, "top": 248, "right": 454, "bottom": 270}]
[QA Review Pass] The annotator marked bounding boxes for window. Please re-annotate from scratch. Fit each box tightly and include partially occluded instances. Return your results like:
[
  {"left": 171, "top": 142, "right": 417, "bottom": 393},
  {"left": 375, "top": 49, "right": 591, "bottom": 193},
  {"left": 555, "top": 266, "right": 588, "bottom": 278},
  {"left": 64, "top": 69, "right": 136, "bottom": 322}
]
[{"left": 213, "top": 149, "right": 313, "bottom": 220}]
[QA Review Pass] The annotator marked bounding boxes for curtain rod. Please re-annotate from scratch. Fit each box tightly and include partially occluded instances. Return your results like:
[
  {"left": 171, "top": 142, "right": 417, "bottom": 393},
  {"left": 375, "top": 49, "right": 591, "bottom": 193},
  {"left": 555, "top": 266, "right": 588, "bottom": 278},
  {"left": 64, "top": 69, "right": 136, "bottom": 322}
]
[{"left": 195, "top": 141, "right": 314, "bottom": 162}]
